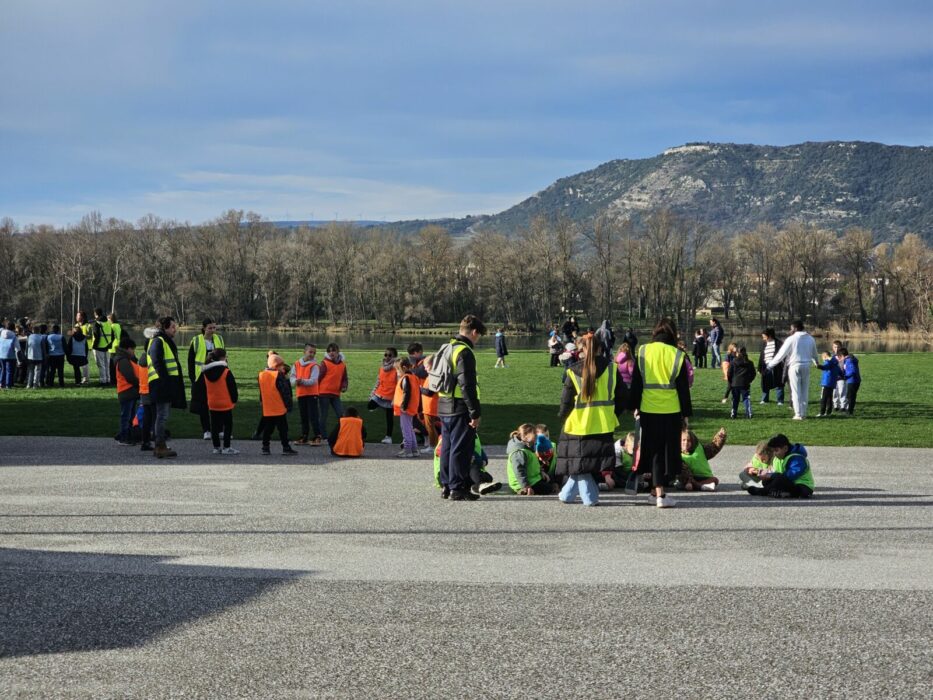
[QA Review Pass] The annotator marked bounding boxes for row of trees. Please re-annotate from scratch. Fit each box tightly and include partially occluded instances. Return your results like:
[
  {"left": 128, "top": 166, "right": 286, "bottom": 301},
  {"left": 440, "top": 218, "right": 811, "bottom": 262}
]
[{"left": 1, "top": 210, "right": 930, "bottom": 331}]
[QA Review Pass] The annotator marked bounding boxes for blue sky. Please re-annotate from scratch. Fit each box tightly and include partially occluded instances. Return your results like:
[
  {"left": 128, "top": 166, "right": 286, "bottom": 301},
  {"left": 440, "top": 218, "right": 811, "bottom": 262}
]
[{"left": 2, "top": 0, "right": 931, "bottom": 226}]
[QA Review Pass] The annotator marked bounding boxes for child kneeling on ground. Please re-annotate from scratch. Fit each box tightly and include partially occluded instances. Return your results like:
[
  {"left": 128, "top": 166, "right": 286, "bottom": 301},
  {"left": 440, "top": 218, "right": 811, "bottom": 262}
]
[
  {"left": 507, "top": 423, "right": 558, "bottom": 495},
  {"left": 746, "top": 433, "right": 814, "bottom": 499},
  {"left": 679, "top": 427, "right": 727, "bottom": 491},
  {"left": 329, "top": 406, "right": 366, "bottom": 457},
  {"left": 433, "top": 434, "right": 501, "bottom": 496}
]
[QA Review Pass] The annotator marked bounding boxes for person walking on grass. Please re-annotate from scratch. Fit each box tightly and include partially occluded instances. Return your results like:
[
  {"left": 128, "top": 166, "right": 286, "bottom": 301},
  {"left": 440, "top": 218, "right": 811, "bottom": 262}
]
[
  {"left": 767, "top": 320, "right": 820, "bottom": 420},
  {"left": 494, "top": 328, "right": 509, "bottom": 368},
  {"left": 709, "top": 317, "right": 724, "bottom": 368}
]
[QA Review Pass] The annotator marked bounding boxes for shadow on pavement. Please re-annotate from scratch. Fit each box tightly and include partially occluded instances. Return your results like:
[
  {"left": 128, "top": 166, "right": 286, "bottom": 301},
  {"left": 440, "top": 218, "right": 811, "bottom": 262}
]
[{"left": 0, "top": 547, "right": 310, "bottom": 658}]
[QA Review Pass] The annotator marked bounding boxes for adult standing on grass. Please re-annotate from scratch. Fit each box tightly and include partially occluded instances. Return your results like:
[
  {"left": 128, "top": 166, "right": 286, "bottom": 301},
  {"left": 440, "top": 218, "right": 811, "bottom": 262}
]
[
  {"left": 708, "top": 317, "right": 724, "bottom": 368},
  {"left": 628, "top": 318, "right": 693, "bottom": 508},
  {"left": 438, "top": 314, "right": 486, "bottom": 501},
  {"left": 757, "top": 328, "right": 785, "bottom": 405},
  {"left": 107, "top": 312, "right": 122, "bottom": 386},
  {"left": 147, "top": 316, "right": 186, "bottom": 458},
  {"left": 555, "top": 334, "right": 626, "bottom": 506},
  {"left": 91, "top": 308, "right": 113, "bottom": 385},
  {"left": 767, "top": 320, "right": 820, "bottom": 420},
  {"left": 188, "top": 318, "right": 225, "bottom": 440}
]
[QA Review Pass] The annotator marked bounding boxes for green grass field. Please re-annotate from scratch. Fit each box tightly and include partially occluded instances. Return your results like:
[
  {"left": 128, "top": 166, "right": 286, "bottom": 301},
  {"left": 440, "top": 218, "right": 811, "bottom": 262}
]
[{"left": 1, "top": 349, "right": 929, "bottom": 446}]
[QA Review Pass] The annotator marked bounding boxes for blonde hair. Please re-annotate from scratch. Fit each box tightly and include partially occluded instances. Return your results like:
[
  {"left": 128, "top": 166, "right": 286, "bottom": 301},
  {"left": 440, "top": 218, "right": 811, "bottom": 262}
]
[
  {"left": 681, "top": 429, "right": 698, "bottom": 453},
  {"left": 535, "top": 424, "right": 549, "bottom": 436},
  {"left": 755, "top": 440, "right": 774, "bottom": 461},
  {"left": 727, "top": 342, "right": 738, "bottom": 354},
  {"left": 576, "top": 334, "right": 598, "bottom": 402},
  {"left": 394, "top": 357, "right": 412, "bottom": 373},
  {"left": 510, "top": 423, "right": 536, "bottom": 443}
]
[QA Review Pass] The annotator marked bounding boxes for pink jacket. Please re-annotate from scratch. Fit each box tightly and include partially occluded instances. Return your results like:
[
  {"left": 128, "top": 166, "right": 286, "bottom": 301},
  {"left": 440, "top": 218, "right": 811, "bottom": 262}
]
[{"left": 615, "top": 350, "right": 634, "bottom": 386}]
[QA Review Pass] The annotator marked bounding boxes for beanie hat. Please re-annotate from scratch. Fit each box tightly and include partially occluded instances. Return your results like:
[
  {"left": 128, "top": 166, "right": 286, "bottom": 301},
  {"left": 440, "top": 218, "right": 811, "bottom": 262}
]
[{"left": 267, "top": 350, "right": 285, "bottom": 369}]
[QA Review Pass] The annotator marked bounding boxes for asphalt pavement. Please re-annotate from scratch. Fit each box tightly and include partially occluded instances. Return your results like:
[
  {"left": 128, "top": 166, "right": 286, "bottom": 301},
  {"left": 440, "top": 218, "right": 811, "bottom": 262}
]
[{"left": 1, "top": 437, "right": 931, "bottom": 698}]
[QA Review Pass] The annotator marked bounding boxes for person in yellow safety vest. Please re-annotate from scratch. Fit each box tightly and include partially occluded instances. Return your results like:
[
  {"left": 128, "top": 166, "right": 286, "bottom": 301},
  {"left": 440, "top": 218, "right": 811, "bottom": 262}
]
[
  {"left": 627, "top": 318, "right": 693, "bottom": 509},
  {"left": 188, "top": 318, "right": 226, "bottom": 439},
  {"left": 92, "top": 307, "right": 112, "bottom": 385},
  {"left": 107, "top": 312, "right": 122, "bottom": 387},
  {"left": 555, "top": 334, "right": 626, "bottom": 506},
  {"left": 147, "top": 316, "right": 187, "bottom": 459}
]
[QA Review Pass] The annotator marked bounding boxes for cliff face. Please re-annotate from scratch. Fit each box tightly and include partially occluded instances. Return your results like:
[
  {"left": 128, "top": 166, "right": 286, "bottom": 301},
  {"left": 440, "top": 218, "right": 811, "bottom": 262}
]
[{"left": 471, "top": 142, "right": 933, "bottom": 240}]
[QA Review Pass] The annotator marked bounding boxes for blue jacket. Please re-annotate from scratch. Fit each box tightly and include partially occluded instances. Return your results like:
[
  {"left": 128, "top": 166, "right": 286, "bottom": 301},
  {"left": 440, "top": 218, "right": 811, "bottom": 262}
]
[
  {"left": 709, "top": 324, "right": 722, "bottom": 346},
  {"left": 0, "top": 330, "right": 16, "bottom": 360},
  {"left": 26, "top": 333, "right": 45, "bottom": 361},
  {"left": 818, "top": 358, "right": 842, "bottom": 387},
  {"left": 844, "top": 355, "right": 861, "bottom": 384},
  {"left": 494, "top": 332, "right": 508, "bottom": 357},
  {"left": 46, "top": 333, "right": 65, "bottom": 356},
  {"left": 781, "top": 444, "right": 810, "bottom": 482}
]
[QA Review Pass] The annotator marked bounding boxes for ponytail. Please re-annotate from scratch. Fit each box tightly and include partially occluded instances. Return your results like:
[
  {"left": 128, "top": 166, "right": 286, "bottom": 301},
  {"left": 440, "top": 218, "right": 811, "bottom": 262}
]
[{"left": 578, "top": 335, "right": 598, "bottom": 402}]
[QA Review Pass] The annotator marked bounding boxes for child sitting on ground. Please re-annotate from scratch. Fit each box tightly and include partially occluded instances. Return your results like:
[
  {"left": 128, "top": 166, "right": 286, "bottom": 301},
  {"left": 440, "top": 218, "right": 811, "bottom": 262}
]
[
  {"left": 746, "top": 433, "right": 815, "bottom": 499},
  {"left": 679, "top": 427, "right": 727, "bottom": 491},
  {"left": 433, "top": 434, "right": 501, "bottom": 495},
  {"left": 600, "top": 431, "right": 636, "bottom": 491},
  {"left": 507, "top": 423, "right": 557, "bottom": 495},
  {"left": 739, "top": 440, "right": 774, "bottom": 488},
  {"left": 329, "top": 406, "right": 366, "bottom": 457}
]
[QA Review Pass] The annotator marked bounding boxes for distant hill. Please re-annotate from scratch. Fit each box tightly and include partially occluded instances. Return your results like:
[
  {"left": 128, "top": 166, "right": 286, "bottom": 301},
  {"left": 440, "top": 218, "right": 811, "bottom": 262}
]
[{"left": 278, "top": 142, "right": 933, "bottom": 240}]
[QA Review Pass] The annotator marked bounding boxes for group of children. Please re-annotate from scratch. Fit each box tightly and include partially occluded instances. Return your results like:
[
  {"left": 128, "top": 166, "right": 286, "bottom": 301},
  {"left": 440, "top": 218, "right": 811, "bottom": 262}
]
[{"left": 817, "top": 340, "right": 862, "bottom": 417}]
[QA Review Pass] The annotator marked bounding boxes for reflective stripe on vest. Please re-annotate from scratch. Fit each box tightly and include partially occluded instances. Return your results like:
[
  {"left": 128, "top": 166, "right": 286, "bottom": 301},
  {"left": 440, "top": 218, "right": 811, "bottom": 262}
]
[
  {"left": 318, "top": 358, "right": 346, "bottom": 396},
  {"left": 294, "top": 359, "right": 320, "bottom": 397},
  {"left": 191, "top": 334, "right": 225, "bottom": 379},
  {"left": 259, "top": 369, "right": 287, "bottom": 417},
  {"left": 563, "top": 368, "right": 619, "bottom": 436},
  {"left": 393, "top": 373, "right": 421, "bottom": 416},
  {"left": 333, "top": 416, "right": 364, "bottom": 457},
  {"left": 206, "top": 368, "right": 235, "bottom": 411},
  {"left": 146, "top": 337, "right": 181, "bottom": 384},
  {"left": 438, "top": 340, "right": 480, "bottom": 400},
  {"left": 637, "top": 342, "right": 685, "bottom": 414}
]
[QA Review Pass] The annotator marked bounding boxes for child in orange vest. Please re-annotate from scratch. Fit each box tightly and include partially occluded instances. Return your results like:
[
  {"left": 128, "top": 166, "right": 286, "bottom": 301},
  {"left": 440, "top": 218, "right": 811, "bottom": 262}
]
[
  {"left": 201, "top": 348, "right": 240, "bottom": 454},
  {"left": 393, "top": 357, "right": 420, "bottom": 458},
  {"left": 259, "top": 351, "right": 297, "bottom": 456},
  {"left": 368, "top": 346, "right": 398, "bottom": 445},
  {"left": 329, "top": 406, "right": 366, "bottom": 457},
  {"left": 318, "top": 342, "right": 348, "bottom": 435},
  {"left": 114, "top": 337, "right": 140, "bottom": 445},
  {"left": 290, "top": 343, "right": 324, "bottom": 446}
]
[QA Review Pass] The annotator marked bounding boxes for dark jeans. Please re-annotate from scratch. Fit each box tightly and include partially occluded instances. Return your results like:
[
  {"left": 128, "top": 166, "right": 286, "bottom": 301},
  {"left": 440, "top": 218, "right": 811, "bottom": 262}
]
[
  {"left": 262, "top": 414, "right": 290, "bottom": 448},
  {"left": 0, "top": 359, "right": 14, "bottom": 388},
  {"left": 198, "top": 403, "right": 211, "bottom": 433},
  {"left": 119, "top": 398, "right": 138, "bottom": 441},
  {"left": 439, "top": 413, "right": 476, "bottom": 493},
  {"left": 750, "top": 473, "right": 813, "bottom": 498},
  {"left": 381, "top": 407, "right": 394, "bottom": 439},
  {"left": 549, "top": 353, "right": 560, "bottom": 367},
  {"left": 318, "top": 394, "right": 344, "bottom": 435},
  {"left": 46, "top": 355, "right": 66, "bottom": 387},
  {"left": 210, "top": 410, "right": 233, "bottom": 448},
  {"left": 820, "top": 386, "right": 834, "bottom": 416},
  {"left": 298, "top": 395, "right": 324, "bottom": 439},
  {"left": 140, "top": 403, "right": 154, "bottom": 445},
  {"left": 846, "top": 382, "right": 860, "bottom": 415},
  {"left": 731, "top": 387, "right": 751, "bottom": 416}
]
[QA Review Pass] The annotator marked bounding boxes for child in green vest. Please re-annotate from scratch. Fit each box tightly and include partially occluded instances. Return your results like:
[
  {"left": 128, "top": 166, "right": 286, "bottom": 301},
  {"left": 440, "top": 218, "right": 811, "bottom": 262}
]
[
  {"left": 433, "top": 435, "right": 501, "bottom": 496},
  {"left": 507, "top": 423, "right": 557, "bottom": 495},
  {"left": 738, "top": 440, "right": 775, "bottom": 488},
  {"left": 601, "top": 432, "right": 636, "bottom": 491},
  {"left": 747, "top": 434, "right": 815, "bottom": 498},
  {"left": 679, "top": 427, "right": 727, "bottom": 491}
]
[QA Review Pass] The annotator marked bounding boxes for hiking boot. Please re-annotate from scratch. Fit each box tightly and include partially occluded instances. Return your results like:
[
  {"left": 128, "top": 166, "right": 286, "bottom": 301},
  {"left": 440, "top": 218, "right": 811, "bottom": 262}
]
[{"left": 154, "top": 443, "right": 177, "bottom": 459}]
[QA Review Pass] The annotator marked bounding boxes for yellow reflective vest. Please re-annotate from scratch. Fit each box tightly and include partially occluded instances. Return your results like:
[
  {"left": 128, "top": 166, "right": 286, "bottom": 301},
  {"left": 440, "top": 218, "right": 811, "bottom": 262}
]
[
  {"left": 147, "top": 336, "right": 181, "bottom": 384},
  {"left": 562, "top": 366, "right": 619, "bottom": 436},
  {"left": 637, "top": 342, "right": 686, "bottom": 414},
  {"left": 190, "top": 333, "right": 225, "bottom": 380},
  {"left": 437, "top": 339, "right": 481, "bottom": 400}
]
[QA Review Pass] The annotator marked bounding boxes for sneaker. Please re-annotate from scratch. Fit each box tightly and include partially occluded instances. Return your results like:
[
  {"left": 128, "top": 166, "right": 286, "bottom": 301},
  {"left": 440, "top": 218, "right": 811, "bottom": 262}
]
[
  {"left": 282, "top": 447, "right": 298, "bottom": 456},
  {"left": 294, "top": 437, "right": 309, "bottom": 445},
  {"left": 721, "top": 398, "right": 728, "bottom": 404},
  {"left": 700, "top": 482, "right": 717, "bottom": 492},
  {"left": 419, "top": 445, "right": 433, "bottom": 454},
  {"left": 203, "top": 431, "right": 211, "bottom": 440},
  {"left": 598, "top": 482, "right": 609, "bottom": 492},
  {"left": 381, "top": 436, "right": 393, "bottom": 445},
  {"left": 261, "top": 447, "right": 271, "bottom": 456},
  {"left": 730, "top": 412, "right": 736, "bottom": 419},
  {"left": 739, "top": 471, "right": 756, "bottom": 488},
  {"left": 776, "top": 402, "right": 784, "bottom": 407},
  {"left": 746, "top": 411, "right": 753, "bottom": 419},
  {"left": 477, "top": 481, "right": 502, "bottom": 495},
  {"left": 656, "top": 495, "right": 676, "bottom": 508},
  {"left": 309, "top": 437, "right": 323, "bottom": 446},
  {"left": 816, "top": 413, "right": 824, "bottom": 418},
  {"left": 117, "top": 440, "right": 133, "bottom": 446},
  {"left": 747, "top": 486, "right": 766, "bottom": 496},
  {"left": 792, "top": 415, "right": 804, "bottom": 421},
  {"left": 396, "top": 449, "right": 410, "bottom": 457},
  {"left": 140, "top": 443, "right": 153, "bottom": 452},
  {"left": 222, "top": 447, "right": 240, "bottom": 455},
  {"left": 212, "top": 448, "right": 222, "bottom": 454},
  {"left": 450, "top": 490, "right": 479, "bottom": 501},
  {"left": 759, "top": 400, "right": 767, "bottom": 405},
  {"left": 441, "top": 487, "right": 451, "bottom": 500}
]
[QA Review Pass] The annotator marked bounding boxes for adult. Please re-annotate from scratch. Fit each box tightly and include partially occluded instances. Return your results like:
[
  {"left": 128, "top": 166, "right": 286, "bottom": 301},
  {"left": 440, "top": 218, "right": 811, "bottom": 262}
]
[
  {"left": 66, "top": 324, "right": 90, "bottom": 384},
  {"left": 594, "top": 320, "right": 615, "bottom": 358},
  {"left": 757, "top": 328, "right": 785, "bottom": 405},
  {"left": 188, "top": 318, "right": 226, "bottom": 439},
  {"left": 561, "top": 316, "right": 579, "bottom": 343},
  {"left": 437, "top": 314, "right": 486, "bottom": 501},
  {"left": 107, "top": 312, "right": 123, "bottom": 386},
  {"left": 147, "top": 316, "right": 186, "bottom": 458},
  {"left": 621, "top": 327, "right": 638, "bottom": 353},
  {"left": 0, "top": 321, "right": 16, "bottom": 389},
  {"left": 547, "top": 328, "right": 562, "bottom": 367},
  {"left": 708, "top": 317, "right": 724, "bottom": 368},
  {"left": 628, "top": 318, "right": 693, "bottom": 508},
  {"left": 767, "top": 320, "right": 820, "bottom": 420},
  {"left": 91, "top": 307, "right": 113, "bottom": 385},
  {"left": 555, "top": 334, "right": 625, "bottom": 505}
]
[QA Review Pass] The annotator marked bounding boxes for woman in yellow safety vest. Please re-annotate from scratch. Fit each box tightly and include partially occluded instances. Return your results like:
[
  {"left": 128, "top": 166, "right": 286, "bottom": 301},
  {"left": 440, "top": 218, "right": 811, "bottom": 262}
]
[
  {"left": 627, "top": 318, "right": 693, "bottom": 508},
  {"left": 555, "top": 334, "right": 626, "bottom": 506}
]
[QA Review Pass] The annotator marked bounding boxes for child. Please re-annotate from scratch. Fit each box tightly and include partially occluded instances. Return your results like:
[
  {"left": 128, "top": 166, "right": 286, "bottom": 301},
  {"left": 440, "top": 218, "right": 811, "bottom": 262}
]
[
  {"left": 368, "top": 347, "right": 398, "bottom": 445},
  {"left": 329, "top": 406, "right": 366, "bottom": 457},
  {"left": 746, "top": 433, "right": 814, "bottom": 498},
  {"left": 816, "top": 351, "right": 841, "bottom": 417},
  {"left": 602, "top": 432, "right": 637, "bottom": 491},
  {"left": 290, "top": 343, "right": 324, "bottom": 445},
  {"left": 534, "top": 424, "right": 554, "bottom": 471},
  {"left": 420, "top": 353, "right": 441, "bottom": 449},
  {"left": 831, "top": 340, "right": 848, "bottom": 412},
  {"left": 507, "top": 423, "right": 556, "bottom": 495},
  {"left": 720, "top": 342, "right": 738, "bottom": 403},
  {"left": 548, "top": 331, "right": 562, "bottom": 367},
  {"left": 45, "top": 324, "right": 66, "bottom": 387},
  {"left": 258, "top": 351, "right": 298, "bottom": 456},
  {"left": 393, "top": 357, "right": 420, "bottom": 458},
  {"left": 559, "top": 342, "right": 578, "bottom": 370},
  {"left": 738, "top": 440, "right": 774, "bottom": 489},
  {"left": 203, "top": 348, "right": 239, "bottom": 454},
  {"left": 678, "top": 340, "right": 695, "bottom": 387},
  {"left": 136, "top": 325, "right": 157, "bottom": 451},
  {"left": 494, "top": 328, "right": 508, "bottom": 368},
  {"left": 114, "top": 337, "right": 140, "bottom": 445},
  {"left": 25, "top": 325, "right": 45, "bottom": 388},
  {"left": 727, "top": 346, "right": 755, "bottom": 418},
  {"left": 434, "top": 434, "right": 500, "bottom": 496},
  {"left": 840, "top": 347, "right": 861, "bottom": 416},
  {"left": 615, "top": 342, "right": 634, "bottom": 388},
  {"left": 318, "top": 342, "right": 348, "bottom": 435},
  {"left": 692, "top": 329, "right": 707, "bottom": 369},
  {"left": 66, "top": 325, "right": 90, "bottom": 385},
  {"left": 679, "top": 427, "right": 727, "bottom": 491}
]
